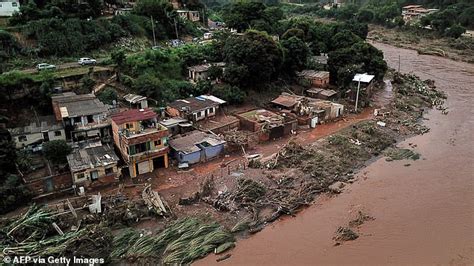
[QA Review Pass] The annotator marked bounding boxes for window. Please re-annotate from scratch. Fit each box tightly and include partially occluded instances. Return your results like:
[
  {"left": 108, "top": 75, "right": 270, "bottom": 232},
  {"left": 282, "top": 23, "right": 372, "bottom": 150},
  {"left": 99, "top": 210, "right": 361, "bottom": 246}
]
[
  {"left": 73, "top": 117, "right": 81, "bottom": 123},
  {"left": 154, "top": 139, "right": 161, "bottom": 147},
  {"left": 126, "top": 123, "right": 132, "bottom": 129},
  {"left": 54, "top": 131, "right": 62, "bottom": 136},
  {"left": 18, "top": 135, "right": 27, "bottom": 142},
  {"left": 76, "top": 173, "right": 86, "bottom": 180},
  {"left": 12, "top": 2, "right": 18, "bottom": 7},
  {"left": 105, "top": 167, "right": 114, "bottom": 175}
]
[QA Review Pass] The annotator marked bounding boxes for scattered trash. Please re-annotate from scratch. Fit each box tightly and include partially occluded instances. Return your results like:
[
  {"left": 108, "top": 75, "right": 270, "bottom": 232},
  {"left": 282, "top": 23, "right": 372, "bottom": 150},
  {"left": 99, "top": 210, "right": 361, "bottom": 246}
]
[{"left": 376, "top": 121, "right": 386, "bottom": 127}]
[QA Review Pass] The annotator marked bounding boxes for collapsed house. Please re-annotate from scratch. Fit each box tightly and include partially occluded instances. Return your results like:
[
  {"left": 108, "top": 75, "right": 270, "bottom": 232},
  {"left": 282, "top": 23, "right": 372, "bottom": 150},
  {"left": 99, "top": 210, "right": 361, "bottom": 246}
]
[
  {"left": 166, "top": 95, "right": 225, "bottom": 123},
  {"left": 111, "top": 108, "right": 169, "bottom": 178},
  {"left": 67, "top": 142, "right": 120, "bottom": 188},
  {"left": 8, "top": 115, "right": 65, "bottom": 150},
  {"left": 271, "top": 93, "right": 345, "bottom": 126},
  {"left": 168, "top": 131, "right": 226, "bottom": 167},
  {"left": 123, "top": 94, "right": 148, "bottom": 109},
  {"left": 297, "top": 70, "right": 330, "bottom": 88},
  {"left": 51, "top": 92, "right": 111, "bottom": 142},
  {"left": 236, "top": 109, "right": 298, "bottom": 142}
]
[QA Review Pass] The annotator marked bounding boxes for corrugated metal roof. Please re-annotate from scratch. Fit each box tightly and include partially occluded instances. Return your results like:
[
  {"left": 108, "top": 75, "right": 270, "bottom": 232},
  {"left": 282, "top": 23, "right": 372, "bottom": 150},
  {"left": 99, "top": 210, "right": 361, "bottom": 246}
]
[
  {"left": 199, "top": 95, "right": 226, "bottom": 104},
  {"left": 67, "top": 143, "right": 119, "bottom": 172},
  {"left": 111, "top": 108, "right": 157, "bottom": 125},
  {"left": 123, "top": 94, "right": 147, "bottom": 104},
  {"left": 353, "top": 73, "right": 375, "bottom": 83},
  {"left": 169, "top": 131, "right": 225, "bottom": 154}
]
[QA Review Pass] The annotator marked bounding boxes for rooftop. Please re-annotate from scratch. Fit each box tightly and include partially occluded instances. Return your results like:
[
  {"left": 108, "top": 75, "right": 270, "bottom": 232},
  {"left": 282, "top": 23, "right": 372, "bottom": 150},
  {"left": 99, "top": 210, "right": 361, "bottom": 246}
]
[
  {"left": 271, "top": 94, "right": 304, "bottom": 108},
  {"left": 319, "top": 89, "right": 338, "bottom": 97},
  {"left": 188, "top": 62, "right": 226, "bottom": 73},
  {"left": 123, "top": 94, "right": 147, "bottom": 104},
  {"left": 199, "top": 95, "right": 226, "bottom": 105},
  {"left": 67, "top": 143, "right": 119, "bottom": 172},
  {"left": 168, "top": 96, "right": 220, "bottom": 113},
  {"left": 159, "top": 117, "right": 188, "bottom": 127},
  {"left": 52, "top": 92, "right": 108, "bottom": 118},
  {"left": 297, "top": 70, "right": 330, "bottom": 79},
  {"left": 111, "top": 108, "right": 157, "bottom": 125},
  {"left": 169, "top": 131, "right": 226, "bottom": 154},
  {"left": 239, "top": 109, "right": 283, "bottom": 123},
  {"left": 8, "top": 115, "right": 63, "bottom": 136}
]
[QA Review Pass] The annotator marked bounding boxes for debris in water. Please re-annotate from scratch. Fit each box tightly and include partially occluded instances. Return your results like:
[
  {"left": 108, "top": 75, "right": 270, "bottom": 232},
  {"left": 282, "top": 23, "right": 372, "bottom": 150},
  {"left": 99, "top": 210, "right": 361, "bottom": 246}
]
[
  {"left": 334, "top": 227, "right": 359, "bottom": 243},
  {"left": 348, "top": 211, "right": 375, "bottom": 227},
  {"left": 384, "top": 148, "right": 420, "bottom": 161}
]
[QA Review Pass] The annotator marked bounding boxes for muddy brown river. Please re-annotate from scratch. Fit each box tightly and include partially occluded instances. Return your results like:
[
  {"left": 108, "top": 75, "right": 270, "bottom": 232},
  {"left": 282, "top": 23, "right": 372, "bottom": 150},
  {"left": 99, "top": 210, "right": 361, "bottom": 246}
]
[{"left": 199, "top": 43, "right": 474, "bottom": 265}]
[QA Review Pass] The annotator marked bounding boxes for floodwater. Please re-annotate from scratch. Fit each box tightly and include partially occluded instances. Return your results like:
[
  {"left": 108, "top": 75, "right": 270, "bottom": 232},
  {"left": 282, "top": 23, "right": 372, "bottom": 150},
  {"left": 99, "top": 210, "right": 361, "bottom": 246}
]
[{"left": 199, "top": 43, "right": 474, "bottom": 265}]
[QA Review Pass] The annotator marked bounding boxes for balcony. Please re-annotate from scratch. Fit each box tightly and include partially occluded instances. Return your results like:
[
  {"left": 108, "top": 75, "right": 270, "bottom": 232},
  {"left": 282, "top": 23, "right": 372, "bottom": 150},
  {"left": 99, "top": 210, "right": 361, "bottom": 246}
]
[
  {"left": 120, "top": 123, "right": 169, "bottom": 146},
  {"left": 127, "top": 146, "right": 169, "bottom": 161}
]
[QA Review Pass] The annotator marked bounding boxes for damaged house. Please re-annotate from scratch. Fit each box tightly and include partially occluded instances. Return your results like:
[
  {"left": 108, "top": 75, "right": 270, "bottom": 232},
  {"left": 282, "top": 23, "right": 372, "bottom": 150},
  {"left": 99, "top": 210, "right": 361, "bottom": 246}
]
[
  {"left": 67, "top": 142, "right": 120, "bottom": 188},
  {"left": 271, "top": 93, "right": 344, "bottom": 126},
  {"left": 9, "top": 115, "right": 65, "bottom": 149},
  {"left": 111, "top": 108, "right": 169, "bottom": 178},
  {"left": 297, "top": 70, "right": 330, "bottom": 88},
  {"left": 123, "top": 93, "right": 148, "bottom": 109},
  {"left": 168, "top": 131, "right": 226, "bottom": 166},
  {"left": 166, "top": 95, "right": 224, "bottom": 123},
  {"left": 236, "top": 109, "right": 297, "bottom": 142},
  {"left": 51, "top": 92, "right": 111, "bottom": 142}
]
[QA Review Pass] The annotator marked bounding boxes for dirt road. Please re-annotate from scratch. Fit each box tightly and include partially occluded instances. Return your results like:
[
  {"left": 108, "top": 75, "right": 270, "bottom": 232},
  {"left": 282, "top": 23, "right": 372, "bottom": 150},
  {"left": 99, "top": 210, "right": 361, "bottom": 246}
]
[{"left": 198, "top": 43, "right": 474, "bottom": 265}]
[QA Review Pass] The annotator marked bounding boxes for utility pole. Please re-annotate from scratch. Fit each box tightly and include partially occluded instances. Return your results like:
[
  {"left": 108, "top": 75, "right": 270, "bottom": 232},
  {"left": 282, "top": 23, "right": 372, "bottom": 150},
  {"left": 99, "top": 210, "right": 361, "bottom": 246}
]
[
  {"left": 398, "top": 54, "right": 401, "bottom": 72},
  {"left": 174, "top": 18, "right": 179, "bottom": 40},
  {"left": 355, "top": 78, "right": 361, "bottom": 112},
  {"left": 151, "top": 15, "right": 157, "bottom": 46}
]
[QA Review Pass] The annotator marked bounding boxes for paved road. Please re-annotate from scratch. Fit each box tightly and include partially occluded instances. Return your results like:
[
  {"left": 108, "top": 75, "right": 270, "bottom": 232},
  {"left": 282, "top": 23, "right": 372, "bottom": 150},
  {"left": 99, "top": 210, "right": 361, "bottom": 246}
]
[{"left": 20, "top": 58, "right": 107, "bottom": 74}]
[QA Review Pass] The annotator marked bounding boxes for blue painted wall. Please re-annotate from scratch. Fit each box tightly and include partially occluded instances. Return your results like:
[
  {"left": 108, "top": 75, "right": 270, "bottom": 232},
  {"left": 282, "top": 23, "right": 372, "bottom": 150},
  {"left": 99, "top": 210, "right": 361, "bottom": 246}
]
[{"left": 173, "top": 143, "right": 224, "bottom": 164}]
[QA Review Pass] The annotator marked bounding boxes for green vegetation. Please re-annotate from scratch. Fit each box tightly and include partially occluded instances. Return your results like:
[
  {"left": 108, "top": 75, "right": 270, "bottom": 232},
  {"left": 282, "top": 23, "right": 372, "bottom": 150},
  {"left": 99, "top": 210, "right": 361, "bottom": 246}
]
[
  {"left": 306, "top": 0, "right": 473, "bottom": 38},
  {"left": 0, "top": 128, "right": 31, "bottom": 214},
  {"left": 42, "top": 140, "right": 72, "bottom": 165},
  {"left": 111, "top": 217, "right": 235, "bottom": 264},
  {"left": 3, "top": 0, "right": 201, "bottom": 60}
]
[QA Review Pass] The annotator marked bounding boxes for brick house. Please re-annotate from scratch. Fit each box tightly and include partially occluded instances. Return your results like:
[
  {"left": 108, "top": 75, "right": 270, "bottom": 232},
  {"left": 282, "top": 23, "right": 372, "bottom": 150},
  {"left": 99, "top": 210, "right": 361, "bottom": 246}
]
[{"left": 111, "top": 108, "right": 169, "bottom": 178}]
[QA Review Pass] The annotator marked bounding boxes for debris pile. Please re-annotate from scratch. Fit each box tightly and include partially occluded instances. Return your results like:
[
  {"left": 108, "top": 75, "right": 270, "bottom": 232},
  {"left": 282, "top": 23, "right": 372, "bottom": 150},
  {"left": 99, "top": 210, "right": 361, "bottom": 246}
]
[
  {"left": 142, "top": 185, "right": 170, "bottom": 216},
  {"left": 204, "top": 178, "right": 267, "bottom": 212},
  {"left": 111, "top": 217, "right": 235, "bottom": 264},
  {"left": 223, "top": 129, "right": 259, "bottom": 154}
]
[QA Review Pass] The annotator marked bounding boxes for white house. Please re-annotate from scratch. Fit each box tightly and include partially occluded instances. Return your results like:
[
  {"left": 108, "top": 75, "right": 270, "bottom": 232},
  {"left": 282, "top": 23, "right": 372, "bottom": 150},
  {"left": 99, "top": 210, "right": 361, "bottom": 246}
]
[{"left": 0, "top": 0, "right": 20, "bottom": 17}]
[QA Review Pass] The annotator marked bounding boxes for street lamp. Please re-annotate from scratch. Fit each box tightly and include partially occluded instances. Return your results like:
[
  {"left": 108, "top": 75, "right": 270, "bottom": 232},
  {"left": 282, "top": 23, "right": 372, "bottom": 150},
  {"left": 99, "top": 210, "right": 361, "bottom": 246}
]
[
  {"left": 355, "top": 76, "right": 361, "bottom": 112},
  {"left": 352, "top": 73, "right": 374, "bottom": 113}
]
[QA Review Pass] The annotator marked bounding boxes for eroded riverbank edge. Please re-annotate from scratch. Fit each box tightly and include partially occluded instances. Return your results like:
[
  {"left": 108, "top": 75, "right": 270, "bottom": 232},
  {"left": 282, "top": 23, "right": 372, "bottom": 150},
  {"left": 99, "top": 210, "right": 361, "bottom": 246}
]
[{"left": 197, "top": 42, "right": 474, "bottom": 265}]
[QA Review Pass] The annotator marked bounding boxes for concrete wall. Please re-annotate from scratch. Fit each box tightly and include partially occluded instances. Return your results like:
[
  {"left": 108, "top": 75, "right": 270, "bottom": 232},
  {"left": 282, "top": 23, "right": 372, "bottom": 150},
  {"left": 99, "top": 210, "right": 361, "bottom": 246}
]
[
  {"left": 178, "top": 150, "right": 201, "bottom": 164},
  {"left": 201, "top": 143, "right": 224, "bottom": 160},
  {"left": 72, "top": 164, "right": 119, "bottom": 185},
  {"left": 0, "top": 1, "right": 20, "bottom": 17},
  {"left": 13, "top": 129, "right": 66, "bottom": 149}
]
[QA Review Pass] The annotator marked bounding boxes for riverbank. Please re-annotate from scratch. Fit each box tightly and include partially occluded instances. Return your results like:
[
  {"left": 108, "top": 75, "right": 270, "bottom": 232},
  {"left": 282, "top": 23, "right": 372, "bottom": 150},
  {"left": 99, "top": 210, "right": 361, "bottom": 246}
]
[
  {"left": 368, "top": 24, "right": 474, "bottom": 63},
  {"left": 198, "top": 42, "right": 474, "bottom": 265}
]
